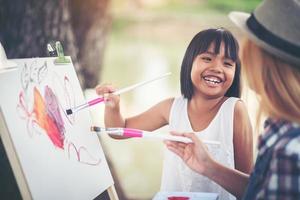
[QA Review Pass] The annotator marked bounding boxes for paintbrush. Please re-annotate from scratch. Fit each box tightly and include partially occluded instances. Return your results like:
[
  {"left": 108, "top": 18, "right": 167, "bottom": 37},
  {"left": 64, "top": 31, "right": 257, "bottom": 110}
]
[
  {"left": 90, "top": 126, "right": 221, "bottom": 145},
  {"left": 66, "top": 72, "right": 171, "bottom": 115}
]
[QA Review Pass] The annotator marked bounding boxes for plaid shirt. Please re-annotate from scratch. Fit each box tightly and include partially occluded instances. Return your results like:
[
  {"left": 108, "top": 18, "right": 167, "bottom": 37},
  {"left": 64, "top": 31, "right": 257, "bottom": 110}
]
[{"left": 250, "top": 118, "right": 300, "bottom": 200}]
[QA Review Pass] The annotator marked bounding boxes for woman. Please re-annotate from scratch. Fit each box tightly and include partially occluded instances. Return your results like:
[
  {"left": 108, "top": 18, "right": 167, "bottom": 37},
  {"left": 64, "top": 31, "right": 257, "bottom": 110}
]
[{"left": 165, "top": 0, "right": 300, "bottom": 199}]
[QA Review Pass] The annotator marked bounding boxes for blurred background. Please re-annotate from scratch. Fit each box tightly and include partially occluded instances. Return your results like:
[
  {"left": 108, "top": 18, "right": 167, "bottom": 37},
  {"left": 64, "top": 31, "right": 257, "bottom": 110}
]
[{"left": 0, "top": 0, "right": 261, "bottom": 199}]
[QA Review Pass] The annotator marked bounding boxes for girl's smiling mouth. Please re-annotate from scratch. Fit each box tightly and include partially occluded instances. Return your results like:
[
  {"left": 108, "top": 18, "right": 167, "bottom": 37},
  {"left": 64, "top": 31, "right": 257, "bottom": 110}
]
[{"left": 202, "top": 75, "right": 223, "bottom": 85}]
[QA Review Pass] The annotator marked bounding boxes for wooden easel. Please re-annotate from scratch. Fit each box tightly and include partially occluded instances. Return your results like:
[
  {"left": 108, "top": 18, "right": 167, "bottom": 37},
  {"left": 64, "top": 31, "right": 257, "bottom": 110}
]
[
  {"left": 0, "top": 42, "right": 119, "bottom": 199},
  {"left": 0, "top": 100, "right": 119, "bottom": 200}
]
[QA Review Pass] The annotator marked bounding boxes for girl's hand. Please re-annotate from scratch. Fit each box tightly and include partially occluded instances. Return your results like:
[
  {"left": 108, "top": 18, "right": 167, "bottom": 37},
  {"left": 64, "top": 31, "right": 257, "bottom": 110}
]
[
  {"left": 95, "top": 84, "right": 120, "bottom": 109},
  {"left": 164, "top": 131, "right": 213, "bottom": 175}
]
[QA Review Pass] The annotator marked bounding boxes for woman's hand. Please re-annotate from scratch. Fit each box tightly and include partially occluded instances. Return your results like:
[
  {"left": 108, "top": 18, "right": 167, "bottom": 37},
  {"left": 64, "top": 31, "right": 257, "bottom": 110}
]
[
  {"left": 166, "top": 131, "right": 250, "bottom": 199},
  {"left": 95, "top": 83, "right": 120, "bottom": 110},
  {"left": 164, "top": 131, "right": 213, "bottom": 175}
]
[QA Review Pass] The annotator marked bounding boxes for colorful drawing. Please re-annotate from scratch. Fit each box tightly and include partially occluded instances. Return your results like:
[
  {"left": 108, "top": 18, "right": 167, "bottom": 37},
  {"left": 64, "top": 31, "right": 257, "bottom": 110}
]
[
  {"left": 16, "top": 60, "right": 100, "bottom": 165},
  {"left": 33, "top": 86, "right": 64, "bottom": 149},
  {"left": 0, "top": 57, "right": 114, "bottom": 199}
]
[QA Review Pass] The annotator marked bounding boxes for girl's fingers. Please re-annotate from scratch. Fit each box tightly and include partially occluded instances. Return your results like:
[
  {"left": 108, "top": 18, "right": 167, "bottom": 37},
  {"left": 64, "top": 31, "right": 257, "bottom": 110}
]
[
  {"left": 95, "top": 84, "right": 116, "bottom": 95},
  {"left": 104, "top": 93, "right": 120, "bottom": 104},
  {"left": 95, "top": 87, "right": 110, "bottom": 95},
  {"left": 95, "top": 84, "right": 120, "bottom": 108}
]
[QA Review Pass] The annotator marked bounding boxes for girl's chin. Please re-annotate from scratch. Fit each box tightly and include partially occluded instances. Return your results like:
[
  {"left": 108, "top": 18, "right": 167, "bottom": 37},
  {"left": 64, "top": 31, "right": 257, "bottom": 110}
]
[
  {"left": 204, "top": 93, "right": 224, "bottom": 99},
  {"left": 195, "top": 91, "right": 225, "bottom": 99}
]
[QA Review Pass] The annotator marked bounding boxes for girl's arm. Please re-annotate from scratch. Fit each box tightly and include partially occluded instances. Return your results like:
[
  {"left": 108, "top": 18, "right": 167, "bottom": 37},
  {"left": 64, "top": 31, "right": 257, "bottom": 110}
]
[
  {"left": 165, "top": 132, "right": 250, "bottom": 199},
  {"left": 124, "top": 97, "right": 174, "bottom": 131},
  {"left": 233, "top": 100, "right": 254, "bottom": 173},
  {"left": 96, "top": 83, "right": 174, "bottom": 131},
  {"left": 96, "top": 84, "right": 125, "bottom": 128}
]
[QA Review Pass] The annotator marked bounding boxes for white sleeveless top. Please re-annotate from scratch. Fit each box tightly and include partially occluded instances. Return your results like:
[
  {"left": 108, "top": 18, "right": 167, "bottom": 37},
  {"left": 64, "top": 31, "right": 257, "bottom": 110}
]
[{"left": 160, "top": 96, "right": 238, "bottom": 200}]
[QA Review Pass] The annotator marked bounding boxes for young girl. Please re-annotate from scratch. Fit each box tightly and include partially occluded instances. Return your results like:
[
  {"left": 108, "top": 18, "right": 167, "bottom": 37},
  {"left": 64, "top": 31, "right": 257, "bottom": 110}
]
[
  {"left": 165, "top": 0, "right": 300, "bottom": 199},
  {"left": 96, "top": 28, "right": 253, "bottom": 199}
]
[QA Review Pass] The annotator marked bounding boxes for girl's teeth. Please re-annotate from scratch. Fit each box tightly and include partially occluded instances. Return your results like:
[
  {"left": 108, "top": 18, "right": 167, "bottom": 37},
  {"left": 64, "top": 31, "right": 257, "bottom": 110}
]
[
  {"left": 203, "top": 77, "right": 221, "bottom": 83},
  {"left": 206, "top": 80, "right": 217, "bottom": 84}
]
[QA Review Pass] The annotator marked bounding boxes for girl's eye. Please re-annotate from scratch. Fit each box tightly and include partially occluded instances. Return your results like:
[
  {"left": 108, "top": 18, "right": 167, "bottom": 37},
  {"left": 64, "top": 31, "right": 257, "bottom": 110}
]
[
  {"left": 224, "top": 62, "right": 234, "bottom": 67},
  {"left": 202, "top": 57, "right": 212, "bottom": 62}
]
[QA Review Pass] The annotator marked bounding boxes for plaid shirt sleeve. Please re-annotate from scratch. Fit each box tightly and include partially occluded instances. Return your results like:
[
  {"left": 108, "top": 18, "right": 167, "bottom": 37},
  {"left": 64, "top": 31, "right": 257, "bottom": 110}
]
[{"left": 256, "top": 149, "right": 300, "bottom": 199}]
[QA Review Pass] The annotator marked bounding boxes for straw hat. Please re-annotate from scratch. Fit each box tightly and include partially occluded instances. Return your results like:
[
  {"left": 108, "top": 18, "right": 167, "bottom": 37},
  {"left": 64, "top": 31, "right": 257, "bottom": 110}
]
[{"left": 229, "top": 0, "right": 300, "bottom": 65}]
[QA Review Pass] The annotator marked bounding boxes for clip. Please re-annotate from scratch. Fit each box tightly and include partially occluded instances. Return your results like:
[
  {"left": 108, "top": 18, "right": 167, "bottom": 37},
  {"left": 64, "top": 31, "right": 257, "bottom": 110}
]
[
  {"left": 0, "top": 42, "right": 17, "bottom": 71},
  {"left": 47, "top": 41, "right": 57, "bottom": 57},
  {"left": 54, "top": 41, "right": 70, "bottom": 64}
]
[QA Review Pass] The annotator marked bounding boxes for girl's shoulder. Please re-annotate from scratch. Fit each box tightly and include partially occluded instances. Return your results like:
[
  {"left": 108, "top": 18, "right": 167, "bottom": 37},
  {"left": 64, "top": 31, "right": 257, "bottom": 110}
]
[
  {"left": 233, "top": 99, "right": 251, "bottom": 125},
  {"left": 154, "top": 97, "right": 175, "bottom": 120},
  {"left": 233, "top": 99, "right": 247, "bottom": 114},
  {"left": 224, "top": 96, "right": 240, "bottom": 105},
  {"left": 222, "top": 97, "right": 244, "bottom": 113},
  {"left": 218, "top": 97, "right": 243, "bottom": 115},
  {"left": 158, "top": 97, "right": 175, "bottom": 107},
  {"left": 148, "top": 97, "right": 175, "bottom": 114},
  {"left": 160, "top": 96, "right": 187, "bottom": 107}
]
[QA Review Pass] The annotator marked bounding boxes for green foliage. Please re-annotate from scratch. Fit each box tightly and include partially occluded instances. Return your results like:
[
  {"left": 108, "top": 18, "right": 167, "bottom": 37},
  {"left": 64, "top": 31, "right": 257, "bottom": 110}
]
[
  {"left": 206, "top": 0, "right": 262, "bottom": 13},
  {"left": 145, "top": 0, "right": 261, "bottom": 14},
  {"left": 111, "top": 17, "right": 135, "bottom": 33}
]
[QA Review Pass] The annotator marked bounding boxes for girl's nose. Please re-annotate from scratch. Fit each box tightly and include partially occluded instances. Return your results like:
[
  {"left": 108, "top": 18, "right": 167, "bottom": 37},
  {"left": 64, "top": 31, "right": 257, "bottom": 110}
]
[{"left": 211, "top": 60, "right": 222, "bottom": 73}]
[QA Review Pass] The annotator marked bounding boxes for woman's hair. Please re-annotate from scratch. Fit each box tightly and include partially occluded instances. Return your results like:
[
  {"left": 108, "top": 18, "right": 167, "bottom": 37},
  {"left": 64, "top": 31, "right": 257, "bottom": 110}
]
[
  {"left": 180, "top": 28, "right": 241, "bottom": 100},
  {"left": 242, "top": 39, "right": 300, "bottom": 126}
]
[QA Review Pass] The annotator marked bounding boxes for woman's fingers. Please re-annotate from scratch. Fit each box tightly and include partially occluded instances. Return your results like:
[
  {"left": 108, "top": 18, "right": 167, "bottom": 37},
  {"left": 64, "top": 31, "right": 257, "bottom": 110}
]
[
  {"left": 183, "top": 132, "right": 202, "bottom": 145},
  {"left": 170, "top": 131, "right": 197, "bottom": 141},
  {"left": 165, "top": 141, "right": 185, "bottom": 158},
  {"left": 169, "top": 131, "right": 184, "bottom": 137},
  {"left": 164, "top": 140, "right": 189, "bottom": 157},
  {"left": 170, "top": 131, "right": 201, "bottom": 145},
  {"left": 177, "top": 142, "right": 188, "bottom": 149}
]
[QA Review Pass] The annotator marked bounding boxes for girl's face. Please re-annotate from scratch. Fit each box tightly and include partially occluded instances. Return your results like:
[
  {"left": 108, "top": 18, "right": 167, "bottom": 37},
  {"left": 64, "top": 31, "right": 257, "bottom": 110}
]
[{"left": 191, "top": 42, "right": 236, "bottom": 99}]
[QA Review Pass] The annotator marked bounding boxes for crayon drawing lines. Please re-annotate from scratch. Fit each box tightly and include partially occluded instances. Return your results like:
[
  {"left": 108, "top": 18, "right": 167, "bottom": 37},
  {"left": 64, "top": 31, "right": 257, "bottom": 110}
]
[
  {"left": 16, "top": 91, "right": 39, "bottom": 137},
  {"left": 16, "top": 60, "right": 101, "bottom": 166},
  {"left": 67, "top": 142, "right": 101, "bottom": 166}
]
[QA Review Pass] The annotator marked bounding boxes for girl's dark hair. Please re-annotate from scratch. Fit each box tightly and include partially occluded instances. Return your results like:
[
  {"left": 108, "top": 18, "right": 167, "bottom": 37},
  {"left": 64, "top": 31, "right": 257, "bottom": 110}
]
[{"left": 180, "top": 28, "right": 241, "bottom": 99}]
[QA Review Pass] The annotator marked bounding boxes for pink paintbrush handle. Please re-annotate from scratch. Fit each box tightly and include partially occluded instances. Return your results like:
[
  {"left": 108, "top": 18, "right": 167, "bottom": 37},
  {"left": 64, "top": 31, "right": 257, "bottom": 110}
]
[
  {"left": 88, "top": 97, "right": 105, "bottom": 106},
  {"left": 123, "top": 128, "right": 143, "bottom": 137}
]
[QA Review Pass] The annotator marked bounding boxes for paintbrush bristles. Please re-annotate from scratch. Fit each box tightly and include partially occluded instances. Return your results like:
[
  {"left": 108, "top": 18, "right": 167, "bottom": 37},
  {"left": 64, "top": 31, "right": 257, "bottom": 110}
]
[
  {"left": 90, "top": 126, "right": 102, "bottom": 132},
  {"left": 66, "top": 109, "right": 72, "bottom": 115}
]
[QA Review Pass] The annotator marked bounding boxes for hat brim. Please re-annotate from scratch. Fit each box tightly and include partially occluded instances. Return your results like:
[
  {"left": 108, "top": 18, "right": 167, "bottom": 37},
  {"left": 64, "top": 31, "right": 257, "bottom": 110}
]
[
  {"left": 229, "top": 11, "right": 251, "bottom": 34},
  {"left": 229, "top": 11, "right": 265, "bottom": 49},
  {"left": 229, "top": 11, "right": 300, "bottom": 65}
]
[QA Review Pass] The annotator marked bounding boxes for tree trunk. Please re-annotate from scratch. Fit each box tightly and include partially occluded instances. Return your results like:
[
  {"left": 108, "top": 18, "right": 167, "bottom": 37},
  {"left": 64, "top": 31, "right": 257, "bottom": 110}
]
[
  {"left": 0, "top": 0, "right": 110, "bottom": 89},
  {"left": 70, "top": 0, "right": 111, "bottom": 88},
  {"left": 0, "top": 0, "right": 80, "bottom": 82},
  {"left": 0, "top": 0, "right": 127, "bottom": 199}
]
